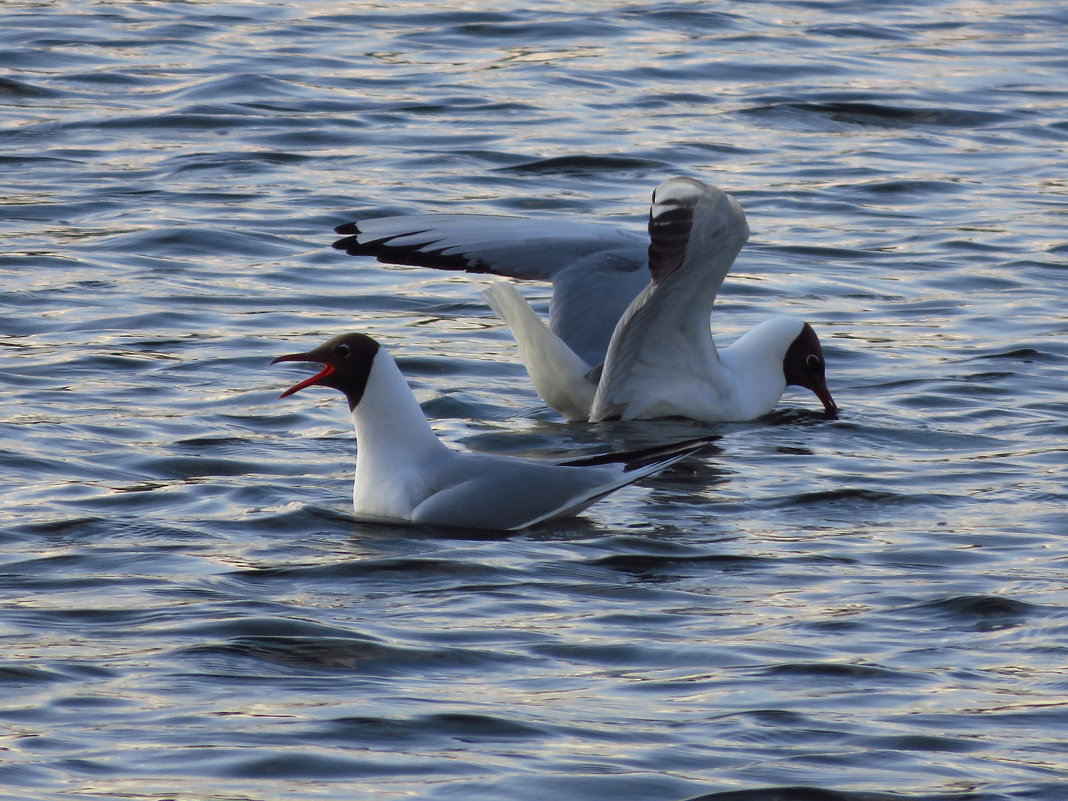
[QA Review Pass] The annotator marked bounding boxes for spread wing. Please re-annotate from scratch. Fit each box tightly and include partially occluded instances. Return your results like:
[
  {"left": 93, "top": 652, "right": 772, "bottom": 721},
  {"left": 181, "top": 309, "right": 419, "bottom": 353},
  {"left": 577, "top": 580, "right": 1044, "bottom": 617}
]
[
  {"left": 591, "top": 178, "right": 750, "bottom": 421},
  {"left": 333, "top": 214, "right": 649, "bottom": 364}
]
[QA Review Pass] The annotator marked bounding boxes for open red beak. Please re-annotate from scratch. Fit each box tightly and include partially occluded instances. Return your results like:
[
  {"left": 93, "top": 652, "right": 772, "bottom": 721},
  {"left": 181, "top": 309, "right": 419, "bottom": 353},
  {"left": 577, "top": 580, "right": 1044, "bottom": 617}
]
[{"left": 271, "top": 353, "right": 335, "bottom": 398}]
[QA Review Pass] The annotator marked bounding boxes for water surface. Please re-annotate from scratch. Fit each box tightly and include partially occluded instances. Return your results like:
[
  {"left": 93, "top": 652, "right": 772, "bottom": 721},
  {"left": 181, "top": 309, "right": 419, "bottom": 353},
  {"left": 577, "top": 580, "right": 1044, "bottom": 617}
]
[{"left": 2, "top": 2, "right": 1067, "bottom": 800}]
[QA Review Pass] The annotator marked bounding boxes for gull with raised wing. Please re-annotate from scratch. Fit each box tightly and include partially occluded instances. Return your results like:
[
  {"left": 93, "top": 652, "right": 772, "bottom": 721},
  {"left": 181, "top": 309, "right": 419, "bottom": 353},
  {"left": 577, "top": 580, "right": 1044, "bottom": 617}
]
[
  {"left": 272, "top": 333, "right": 711, "bottom": 531},
  {"left": 332, "top": 177, "right": 837, "bottom": 423}
]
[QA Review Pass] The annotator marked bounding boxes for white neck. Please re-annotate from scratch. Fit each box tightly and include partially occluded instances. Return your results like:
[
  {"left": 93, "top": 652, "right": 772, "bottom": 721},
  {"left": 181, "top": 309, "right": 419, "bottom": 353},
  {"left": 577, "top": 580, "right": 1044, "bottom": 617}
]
[
  {"left": 719, "top": 316, "right": 803, "bottom": 418},
  {"left": 351, "top": 351, "right": 447, "bottom": 470}
]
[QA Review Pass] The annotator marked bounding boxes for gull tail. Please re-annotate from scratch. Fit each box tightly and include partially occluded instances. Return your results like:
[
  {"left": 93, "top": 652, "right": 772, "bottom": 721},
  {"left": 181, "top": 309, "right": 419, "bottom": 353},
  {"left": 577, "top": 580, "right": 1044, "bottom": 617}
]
[
  {"left": 514, "top": 435, "right": 714, "bottom": 527},
  {"left": 557, "top": 435, "right": 715, "bottom": 474},
  {"left": 482, "top": 281, "right": 597, "bottom": 421}
]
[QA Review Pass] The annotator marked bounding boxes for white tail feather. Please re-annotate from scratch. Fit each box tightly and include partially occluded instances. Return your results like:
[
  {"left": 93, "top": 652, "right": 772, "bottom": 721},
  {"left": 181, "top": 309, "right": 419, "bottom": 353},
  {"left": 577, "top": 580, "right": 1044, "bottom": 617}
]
[{"left": 482, "top": 282, "right": 596, "bottom": 421}]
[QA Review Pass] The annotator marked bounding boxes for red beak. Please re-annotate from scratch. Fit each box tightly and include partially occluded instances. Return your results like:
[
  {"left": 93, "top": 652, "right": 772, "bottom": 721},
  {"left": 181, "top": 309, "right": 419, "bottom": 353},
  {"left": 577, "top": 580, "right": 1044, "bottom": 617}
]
[
  {"left": 814, "top": 383, "right": 838, "bottom": 416},
  {"left": 271, "top": 353, "right": 335, "bottom": 398}
]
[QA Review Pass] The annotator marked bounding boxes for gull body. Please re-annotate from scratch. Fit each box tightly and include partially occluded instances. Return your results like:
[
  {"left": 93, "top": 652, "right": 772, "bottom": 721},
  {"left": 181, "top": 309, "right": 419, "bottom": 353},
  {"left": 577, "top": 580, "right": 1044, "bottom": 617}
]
[
  {"left": 333, "top": 177, "right": 836, "bottom": 423},
  {"left": 272, "top": 333, "right": 710, "bottom": 531}
]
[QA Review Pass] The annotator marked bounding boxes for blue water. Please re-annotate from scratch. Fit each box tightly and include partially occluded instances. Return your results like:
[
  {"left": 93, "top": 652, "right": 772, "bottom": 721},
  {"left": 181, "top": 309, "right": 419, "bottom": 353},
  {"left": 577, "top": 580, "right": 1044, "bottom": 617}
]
[{"left": 2, "top": 2, "right": 1067, "bottom": 799}]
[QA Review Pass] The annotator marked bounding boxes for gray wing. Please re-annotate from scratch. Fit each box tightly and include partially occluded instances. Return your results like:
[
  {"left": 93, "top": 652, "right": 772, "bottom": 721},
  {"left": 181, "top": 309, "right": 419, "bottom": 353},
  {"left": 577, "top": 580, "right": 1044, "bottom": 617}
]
[
  {"left": 410, "top": 452, "right": 624, "bottom": 530},
  {"left": 545, "top": 249, "right": 650, "bottom": 365},
  {"left": 412, "top": 438, "right": 703, "bottom": 530},
  {"left": 333, "top": 214, "right": 649, "bottom": 365},
  {"left": 591, "top": 178, "right": 751, "bottom": 420}
]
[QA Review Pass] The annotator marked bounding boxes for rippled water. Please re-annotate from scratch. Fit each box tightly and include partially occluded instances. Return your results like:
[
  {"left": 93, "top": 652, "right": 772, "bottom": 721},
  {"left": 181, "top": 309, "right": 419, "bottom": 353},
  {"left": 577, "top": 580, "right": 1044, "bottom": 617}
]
[{"left": 3, "top": 1, "right": 1067, "bottom": 799}]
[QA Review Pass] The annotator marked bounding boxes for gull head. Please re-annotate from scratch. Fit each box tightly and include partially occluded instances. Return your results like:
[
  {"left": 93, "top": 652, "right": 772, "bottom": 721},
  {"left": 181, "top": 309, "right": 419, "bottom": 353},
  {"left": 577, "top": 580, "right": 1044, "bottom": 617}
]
[
  {"left": 782, "top": 323, "right": 837, "bottom": 415},
  {"left": 272, "top": 332, "right": 382, "bottom": 410}
]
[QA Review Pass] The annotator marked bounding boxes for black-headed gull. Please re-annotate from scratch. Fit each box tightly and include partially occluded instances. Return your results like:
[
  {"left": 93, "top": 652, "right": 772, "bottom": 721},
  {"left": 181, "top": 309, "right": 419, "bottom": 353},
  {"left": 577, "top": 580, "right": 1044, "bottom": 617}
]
[
  {"left": 333, "top": 177, "right": 836, "bottom": 423},
  {"left": 272, "top": 333, "right": 711, "bottom": 530}
]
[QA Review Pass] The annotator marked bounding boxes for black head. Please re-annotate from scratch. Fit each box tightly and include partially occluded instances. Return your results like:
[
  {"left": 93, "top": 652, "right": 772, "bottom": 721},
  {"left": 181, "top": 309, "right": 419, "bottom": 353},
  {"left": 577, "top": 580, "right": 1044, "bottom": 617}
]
[
  {"left": 782, "top": 323, "right": 837, "bottom": 415},
  {"left": 271, "top": 332, "right": 381, "bottom": 410}
]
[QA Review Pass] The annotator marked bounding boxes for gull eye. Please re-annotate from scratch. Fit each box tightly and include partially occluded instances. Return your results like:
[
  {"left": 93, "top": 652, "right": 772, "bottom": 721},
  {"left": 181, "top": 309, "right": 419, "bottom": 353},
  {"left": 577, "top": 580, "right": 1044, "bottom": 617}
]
[
  {"left": 805, "top": 354, "right": 822, "bottom": 371},
  {"left": 335, "top": 343, "right": 352, "bottom": 358}
]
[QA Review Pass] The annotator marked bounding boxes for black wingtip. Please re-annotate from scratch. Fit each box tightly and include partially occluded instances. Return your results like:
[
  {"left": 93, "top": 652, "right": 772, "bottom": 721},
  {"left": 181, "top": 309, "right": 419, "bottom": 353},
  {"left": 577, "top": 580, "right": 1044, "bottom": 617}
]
[
  {"left": 559, "top": 435, "right": 717, "bottom": 470},
  {"left": 334, "top": 221, "right": 360, "bottom": 236},
  {"left": 330, "top": 230, "right": 498, "bottom": 273},
  {"left": 332, "top": 234, "right": 359, "bottom": 251}
]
